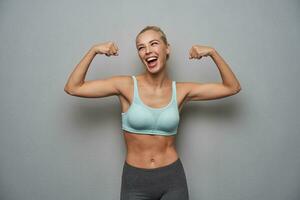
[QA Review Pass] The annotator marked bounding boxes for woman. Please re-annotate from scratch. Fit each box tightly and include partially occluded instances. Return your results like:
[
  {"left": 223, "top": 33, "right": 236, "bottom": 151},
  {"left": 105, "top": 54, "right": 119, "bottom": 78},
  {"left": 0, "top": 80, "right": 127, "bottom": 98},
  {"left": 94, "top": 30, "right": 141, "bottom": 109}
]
[{"left": 64, "top": 26, "right": 241, "bottom": 200}]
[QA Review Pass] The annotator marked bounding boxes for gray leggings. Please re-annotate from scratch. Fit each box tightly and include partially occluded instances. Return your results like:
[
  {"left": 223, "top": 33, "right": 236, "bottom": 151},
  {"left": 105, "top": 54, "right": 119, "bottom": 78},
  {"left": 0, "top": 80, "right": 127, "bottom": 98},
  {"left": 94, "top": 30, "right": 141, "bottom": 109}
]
[{"left": 120, "top": 158, "right": 189, "bottom": 200}]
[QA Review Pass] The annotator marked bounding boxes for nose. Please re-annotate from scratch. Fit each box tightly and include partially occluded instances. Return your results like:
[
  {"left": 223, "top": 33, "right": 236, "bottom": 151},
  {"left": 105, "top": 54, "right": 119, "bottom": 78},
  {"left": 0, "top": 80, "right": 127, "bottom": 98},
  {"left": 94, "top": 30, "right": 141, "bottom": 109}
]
[{"left": 145, "top": 45, "right": 151, "bottom": 54}]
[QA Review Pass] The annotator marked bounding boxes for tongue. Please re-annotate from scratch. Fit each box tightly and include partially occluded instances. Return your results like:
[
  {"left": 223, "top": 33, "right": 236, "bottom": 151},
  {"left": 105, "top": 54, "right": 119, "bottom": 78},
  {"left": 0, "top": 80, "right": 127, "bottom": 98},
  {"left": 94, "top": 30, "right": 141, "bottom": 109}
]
[{"left": 148, "top": 60, "right": 158, "bottom": 68}]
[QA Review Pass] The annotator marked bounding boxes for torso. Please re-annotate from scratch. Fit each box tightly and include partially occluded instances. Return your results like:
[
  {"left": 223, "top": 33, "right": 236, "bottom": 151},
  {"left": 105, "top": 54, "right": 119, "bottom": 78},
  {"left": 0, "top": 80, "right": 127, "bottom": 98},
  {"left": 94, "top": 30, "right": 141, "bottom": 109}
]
[{"left": 117, "top": 75, "right": 189, "bottom": 169}]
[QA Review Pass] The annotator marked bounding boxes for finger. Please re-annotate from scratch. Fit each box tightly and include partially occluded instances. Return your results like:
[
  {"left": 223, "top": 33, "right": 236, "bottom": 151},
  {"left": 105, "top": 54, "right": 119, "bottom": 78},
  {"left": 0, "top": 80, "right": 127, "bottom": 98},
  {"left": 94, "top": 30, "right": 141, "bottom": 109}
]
[
  {"left": 191, "top": 52, "right": 197, "bottom": 59},
  {"left": 109, "top": 42, "right": 115, "bottom": 50},
  {"left": 111, "top": 42, "right": 118, "bottom": 52},
  {"left": 189, "top": 52, "right": 194, "bottom": 59},
  {"left": 111, "top": 44, "right": 116, "bottom": 52},
  {"left": 108, "top": 42, "right": 114, "bottom": 50},
  {"left": 113, "top": 43, "right": 119, "bottom": 51},
  {"left": 189, "top": 51, "right": 192, "bottom": 59},
  {"left": 114, "top": 48, "right": 118, "bottom": 54},
  {"left": 189, "top": 49, "right": 194, "bottom": 59},
  {"left": 109, "top": 50, "right": 115, "bottom": 55},
  {"left": 113, "top": 46, "right": 119, "bottom": 54},
  {"left": 109, "top": 48, "right": 116, "bottom": 55},
  {"left": 196, "top": 54, "right": 202, "bottom": 59}
]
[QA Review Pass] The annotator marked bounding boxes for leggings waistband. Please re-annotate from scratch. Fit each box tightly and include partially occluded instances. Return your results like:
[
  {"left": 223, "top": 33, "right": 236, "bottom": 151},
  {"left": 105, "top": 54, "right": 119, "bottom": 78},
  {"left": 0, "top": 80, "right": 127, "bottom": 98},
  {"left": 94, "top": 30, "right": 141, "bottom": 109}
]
[{"left": 124, "top": 158, "right": 182, "bottom": 172}]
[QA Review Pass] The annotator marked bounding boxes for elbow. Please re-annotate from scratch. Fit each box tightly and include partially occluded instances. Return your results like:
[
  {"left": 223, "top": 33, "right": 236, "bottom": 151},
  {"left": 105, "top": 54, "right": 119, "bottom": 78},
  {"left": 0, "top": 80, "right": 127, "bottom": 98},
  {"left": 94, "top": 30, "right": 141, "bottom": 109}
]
[
  {"left": 64, "top": 87, "right": 72, "bottom": 95},
  {"left": 233, "top": 85, "right": 242, "bottom": 94},
  {"left": 64, "top": 85, "right": 76, "bottom": 95},
  {"left": 226, "top": 84, "right": 241, "bottom": 95}
]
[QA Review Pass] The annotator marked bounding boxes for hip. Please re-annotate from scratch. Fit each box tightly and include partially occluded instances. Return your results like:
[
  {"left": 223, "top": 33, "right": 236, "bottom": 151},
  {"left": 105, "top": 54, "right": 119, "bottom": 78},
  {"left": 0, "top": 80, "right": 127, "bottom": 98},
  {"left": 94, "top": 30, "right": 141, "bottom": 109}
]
[{"left": 121, "top": 157, "right": 188, "bottom": 191}]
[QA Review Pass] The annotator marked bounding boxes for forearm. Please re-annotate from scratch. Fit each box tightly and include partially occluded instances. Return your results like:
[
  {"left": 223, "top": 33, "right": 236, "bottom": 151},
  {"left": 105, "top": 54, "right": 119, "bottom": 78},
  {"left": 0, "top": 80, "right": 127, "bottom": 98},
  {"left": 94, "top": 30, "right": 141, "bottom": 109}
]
[
  {"left": 64, "top": 47, "right": 96, "bottom": 92},
  {"left": 210, "top": 49, "right": 241, "bottom": 91}
]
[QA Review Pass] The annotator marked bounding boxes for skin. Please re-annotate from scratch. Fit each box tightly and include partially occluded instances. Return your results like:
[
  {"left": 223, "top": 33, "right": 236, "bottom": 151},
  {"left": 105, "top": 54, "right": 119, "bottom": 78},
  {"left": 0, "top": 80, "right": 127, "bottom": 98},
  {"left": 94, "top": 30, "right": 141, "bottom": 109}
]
[{"left": 64, "top": 29, "right": 241, "bottom": 169}]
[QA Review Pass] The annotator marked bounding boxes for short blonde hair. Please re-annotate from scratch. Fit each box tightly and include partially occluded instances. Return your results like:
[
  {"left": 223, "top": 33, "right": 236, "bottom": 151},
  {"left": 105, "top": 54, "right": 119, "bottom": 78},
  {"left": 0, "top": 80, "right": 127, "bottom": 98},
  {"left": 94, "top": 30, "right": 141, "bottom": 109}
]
[{"left": 136, "top": 26, "right": 168, "bottom": 45}]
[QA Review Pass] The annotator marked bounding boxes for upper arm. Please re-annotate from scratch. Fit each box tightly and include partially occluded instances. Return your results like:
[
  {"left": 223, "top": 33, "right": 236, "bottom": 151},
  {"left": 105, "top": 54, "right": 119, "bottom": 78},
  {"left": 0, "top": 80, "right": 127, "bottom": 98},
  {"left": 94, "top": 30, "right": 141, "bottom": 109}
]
[
  {"left": 183, "top": 82, "right": 241, "bottom": 101},
  {"left": 65, "top": 75, "right": 125, "bottom": 98}
]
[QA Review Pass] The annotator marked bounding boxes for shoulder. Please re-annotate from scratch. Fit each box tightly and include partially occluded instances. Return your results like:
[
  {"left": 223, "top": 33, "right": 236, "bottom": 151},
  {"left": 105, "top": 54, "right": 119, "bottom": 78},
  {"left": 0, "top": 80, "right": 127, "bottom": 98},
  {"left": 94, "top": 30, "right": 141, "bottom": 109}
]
[
  {"left": 111, "top": 75, "right": 133, "bottom": 87},
  {"left": 173, "top": 81, "right": 194, "bottom": 101},
  {"left": 112, "top": 75, "right": 132, "bottom": 82},
  {"left": 110, "top": 75, "right": 134, "bottom": 94},
  {"left": 174, "top": 81, "right": 193, "bottom": 92}
]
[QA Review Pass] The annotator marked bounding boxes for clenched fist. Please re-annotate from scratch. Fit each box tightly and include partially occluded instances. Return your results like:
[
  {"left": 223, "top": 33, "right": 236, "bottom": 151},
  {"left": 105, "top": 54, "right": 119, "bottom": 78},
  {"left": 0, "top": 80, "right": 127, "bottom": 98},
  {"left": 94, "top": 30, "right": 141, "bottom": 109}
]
[
  {"left": 189, "top": 45, "right": 215, "bottom": 59},
  {"left": 92, "top": 42, "right": 119, "bottom": 56}
]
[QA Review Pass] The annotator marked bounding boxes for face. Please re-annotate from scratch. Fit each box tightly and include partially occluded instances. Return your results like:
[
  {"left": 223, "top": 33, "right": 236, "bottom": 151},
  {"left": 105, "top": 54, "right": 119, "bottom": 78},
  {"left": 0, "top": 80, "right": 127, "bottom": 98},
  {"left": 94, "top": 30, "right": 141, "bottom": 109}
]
[{"left": 136, "top": 30, "right": 170, "bottom": 73}]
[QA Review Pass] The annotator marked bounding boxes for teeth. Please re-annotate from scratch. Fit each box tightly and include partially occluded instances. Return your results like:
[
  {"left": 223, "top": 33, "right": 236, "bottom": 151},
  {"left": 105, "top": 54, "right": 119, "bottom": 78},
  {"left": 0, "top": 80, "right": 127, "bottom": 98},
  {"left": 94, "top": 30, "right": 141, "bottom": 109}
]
[{"left": 146, "top": 57, "right": 157, "bottom": 62}]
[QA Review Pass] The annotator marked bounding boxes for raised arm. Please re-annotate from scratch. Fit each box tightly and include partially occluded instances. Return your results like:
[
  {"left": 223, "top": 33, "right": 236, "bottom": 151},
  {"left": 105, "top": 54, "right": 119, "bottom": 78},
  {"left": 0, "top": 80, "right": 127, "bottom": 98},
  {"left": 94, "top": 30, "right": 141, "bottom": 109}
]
[
  {"left": 184, "top": 45, "right": 241, "bottom": 101},
  {"left": 64, "top": 42, "right": 121, "bottom": 98}
]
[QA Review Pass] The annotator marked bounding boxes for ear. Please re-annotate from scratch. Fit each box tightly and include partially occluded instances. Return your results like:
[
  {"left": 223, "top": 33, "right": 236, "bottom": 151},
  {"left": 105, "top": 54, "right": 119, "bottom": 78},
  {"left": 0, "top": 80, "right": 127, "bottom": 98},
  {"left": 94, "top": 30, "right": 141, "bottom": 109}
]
[{"left": 166, "top": 43, "right": 171, "bottom": 55}]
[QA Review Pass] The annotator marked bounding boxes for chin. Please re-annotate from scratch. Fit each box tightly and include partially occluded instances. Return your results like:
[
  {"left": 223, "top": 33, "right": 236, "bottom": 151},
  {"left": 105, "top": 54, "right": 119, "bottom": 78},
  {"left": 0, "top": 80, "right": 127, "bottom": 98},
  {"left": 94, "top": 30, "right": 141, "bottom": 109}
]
[
  {"left": 146, "top": 64, "right": 162, "bottom": 74},
  {"left": 146, "top": 67, "right": 159, "bottom": 74}
]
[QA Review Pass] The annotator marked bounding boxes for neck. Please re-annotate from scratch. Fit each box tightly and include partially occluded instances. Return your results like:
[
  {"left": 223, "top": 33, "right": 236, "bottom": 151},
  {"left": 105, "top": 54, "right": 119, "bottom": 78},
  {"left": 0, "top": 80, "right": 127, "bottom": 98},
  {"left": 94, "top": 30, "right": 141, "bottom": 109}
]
[{"left": 142, "top": 70, "right": 171, "bottom": 89}]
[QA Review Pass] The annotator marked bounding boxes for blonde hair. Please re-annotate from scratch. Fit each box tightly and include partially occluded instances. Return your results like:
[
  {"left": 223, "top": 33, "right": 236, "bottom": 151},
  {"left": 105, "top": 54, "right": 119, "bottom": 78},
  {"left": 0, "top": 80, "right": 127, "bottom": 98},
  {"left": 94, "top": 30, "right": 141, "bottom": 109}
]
[{"left": 136, "top": 26, "right": 170, "bottom": 59}]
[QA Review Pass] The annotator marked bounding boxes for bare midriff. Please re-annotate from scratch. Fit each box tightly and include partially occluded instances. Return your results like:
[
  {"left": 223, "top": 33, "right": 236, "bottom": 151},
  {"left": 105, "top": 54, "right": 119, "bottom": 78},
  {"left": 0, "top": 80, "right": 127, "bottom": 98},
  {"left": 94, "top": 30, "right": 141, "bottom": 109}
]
[{"left": 123, "top": 131, "right": 179, "bottom": 169}]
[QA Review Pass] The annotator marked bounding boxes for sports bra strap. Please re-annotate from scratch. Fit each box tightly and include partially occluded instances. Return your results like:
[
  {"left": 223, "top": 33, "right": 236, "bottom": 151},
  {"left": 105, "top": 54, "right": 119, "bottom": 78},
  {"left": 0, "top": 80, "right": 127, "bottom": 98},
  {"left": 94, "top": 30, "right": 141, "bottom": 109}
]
[
  {"left": 172, "top": 80, "right": 177, "bottom": 105},
  {"left": 131, "top": 76, "right": 138, "bottom": 102}
]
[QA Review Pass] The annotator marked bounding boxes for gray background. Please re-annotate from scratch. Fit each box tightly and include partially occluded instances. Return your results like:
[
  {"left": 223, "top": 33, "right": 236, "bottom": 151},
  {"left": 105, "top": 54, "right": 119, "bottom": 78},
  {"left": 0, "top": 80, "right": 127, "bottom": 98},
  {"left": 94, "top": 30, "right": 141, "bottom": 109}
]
[{"left": 1, "top": 0, "right": 299, "bottom": 199}]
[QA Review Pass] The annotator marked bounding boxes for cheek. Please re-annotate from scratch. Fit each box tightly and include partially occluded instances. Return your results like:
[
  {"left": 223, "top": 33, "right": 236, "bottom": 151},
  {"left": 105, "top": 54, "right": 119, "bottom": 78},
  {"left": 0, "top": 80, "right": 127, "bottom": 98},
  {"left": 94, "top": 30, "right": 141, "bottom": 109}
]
[
  {"left": 158, "top": 46, "right": 167, "bottom": 53},
  {"left": 159, "top": 49, "right": 168, "bottom": 58},
  {"left": 138, "top": 53, "right": 145, "bottom": 62},
  {"left": 137, "top": 51, "right": 143, "bottom": 58}
]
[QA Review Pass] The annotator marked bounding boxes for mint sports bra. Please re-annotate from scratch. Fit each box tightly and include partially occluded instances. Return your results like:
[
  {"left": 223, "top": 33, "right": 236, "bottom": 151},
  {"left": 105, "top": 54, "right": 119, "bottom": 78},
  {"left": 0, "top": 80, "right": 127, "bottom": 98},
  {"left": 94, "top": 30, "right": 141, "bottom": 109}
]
[{"left": 121, "top": 76, "right": 180, "bottom": 136}]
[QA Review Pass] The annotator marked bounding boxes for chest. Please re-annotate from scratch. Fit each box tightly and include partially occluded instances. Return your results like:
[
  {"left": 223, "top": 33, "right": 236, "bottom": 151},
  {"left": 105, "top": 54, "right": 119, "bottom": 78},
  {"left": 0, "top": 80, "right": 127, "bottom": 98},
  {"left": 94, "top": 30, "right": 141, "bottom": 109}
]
[{"left": 119, "top": 81, "right": 187, "bottom": 113}]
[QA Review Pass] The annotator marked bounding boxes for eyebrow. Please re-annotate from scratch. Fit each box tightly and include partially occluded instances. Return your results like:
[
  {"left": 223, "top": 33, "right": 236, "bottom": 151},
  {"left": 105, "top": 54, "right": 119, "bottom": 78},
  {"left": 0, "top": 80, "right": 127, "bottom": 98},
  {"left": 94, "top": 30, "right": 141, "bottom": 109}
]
[{"left": 137, "top": 39, "right": 160, "bottom": 47}]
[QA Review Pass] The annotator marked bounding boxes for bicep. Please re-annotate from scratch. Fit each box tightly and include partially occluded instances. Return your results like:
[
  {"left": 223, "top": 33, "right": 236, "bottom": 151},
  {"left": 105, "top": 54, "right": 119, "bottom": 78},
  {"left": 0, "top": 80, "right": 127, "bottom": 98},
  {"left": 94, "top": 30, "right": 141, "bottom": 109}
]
[
  {"left": 185, "top": 82, "right": 240, "bottom": 101},
  {"left": 67, "top": 76, "right": 121, "bottom": 98}
]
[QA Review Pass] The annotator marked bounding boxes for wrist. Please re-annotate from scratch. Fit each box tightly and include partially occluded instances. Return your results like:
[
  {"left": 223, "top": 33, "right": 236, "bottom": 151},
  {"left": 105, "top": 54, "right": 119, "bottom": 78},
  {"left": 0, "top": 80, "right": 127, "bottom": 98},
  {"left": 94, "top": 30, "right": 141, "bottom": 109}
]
[
  {"left": 209, "top": 48, "right": 217, "bottom": 57},
  {"left": 89, "top": 46, "right": 98, "bottom": 56}
]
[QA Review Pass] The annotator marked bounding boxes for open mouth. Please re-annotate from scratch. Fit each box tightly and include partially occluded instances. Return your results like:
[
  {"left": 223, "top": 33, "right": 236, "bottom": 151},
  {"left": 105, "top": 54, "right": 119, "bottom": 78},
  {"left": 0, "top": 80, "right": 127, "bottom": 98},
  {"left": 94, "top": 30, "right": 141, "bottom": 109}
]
[{"left": 145, "top": 56, "right": 158, "bottom": 68}]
